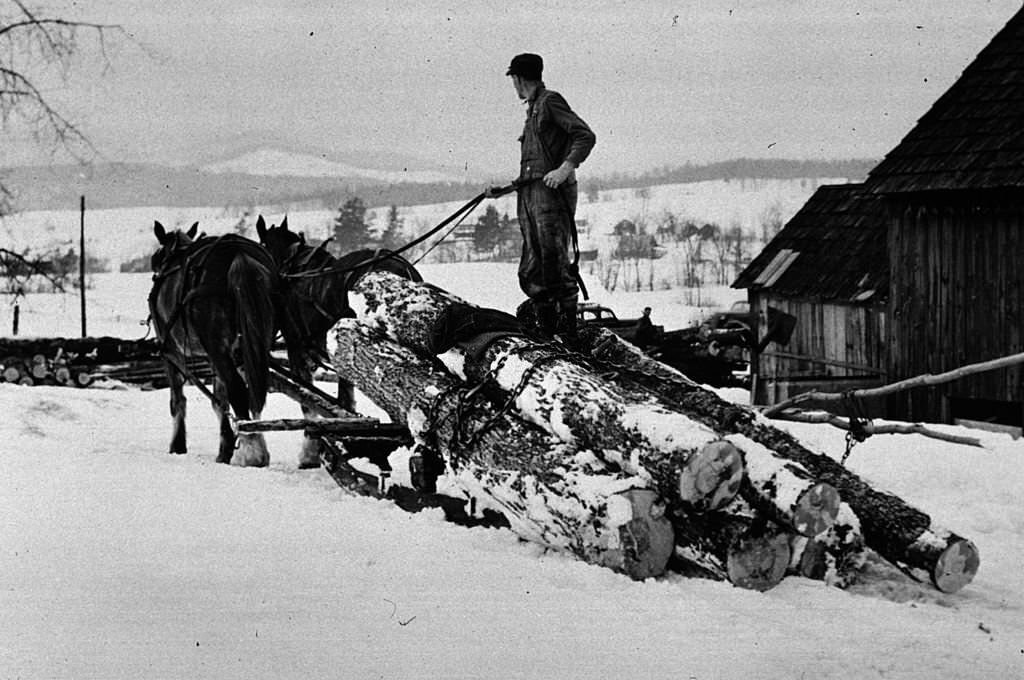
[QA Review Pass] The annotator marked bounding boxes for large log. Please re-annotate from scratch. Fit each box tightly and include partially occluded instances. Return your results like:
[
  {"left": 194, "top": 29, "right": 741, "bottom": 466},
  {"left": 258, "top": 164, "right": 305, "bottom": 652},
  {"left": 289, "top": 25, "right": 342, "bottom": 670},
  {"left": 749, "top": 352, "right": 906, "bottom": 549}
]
[
  {"left": 350, "top": 272, "right": 746, "bottom": 513},
  {"left": 575, "top": 324, "right": 980, "bottom": 593},
  {"left": 331, "top": 320, "right": 675, "bottom": 580}
]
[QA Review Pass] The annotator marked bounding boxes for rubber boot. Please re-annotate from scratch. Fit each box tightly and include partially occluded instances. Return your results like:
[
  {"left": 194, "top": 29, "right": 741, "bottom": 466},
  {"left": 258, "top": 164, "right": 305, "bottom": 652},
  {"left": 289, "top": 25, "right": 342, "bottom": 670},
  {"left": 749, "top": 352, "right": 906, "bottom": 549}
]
[
  {"left": 515, "top": 299, "right": 556, "bottom": 341},
  {"left": 556, "top": 298, "right": 579, "bottom": 345},
  {"left": 537, "top": 301, "right": 559, "bottom": 338}
]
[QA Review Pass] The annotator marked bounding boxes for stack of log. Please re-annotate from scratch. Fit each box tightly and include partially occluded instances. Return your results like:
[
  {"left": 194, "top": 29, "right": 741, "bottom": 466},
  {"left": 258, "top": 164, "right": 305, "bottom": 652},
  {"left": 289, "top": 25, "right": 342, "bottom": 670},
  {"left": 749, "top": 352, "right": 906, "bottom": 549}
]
[
  {"left": 0, "top": 336, "right": 214, "bottom": 389},
  {"left": 330, "top": 271, "right": 979, "bottom": 593}
]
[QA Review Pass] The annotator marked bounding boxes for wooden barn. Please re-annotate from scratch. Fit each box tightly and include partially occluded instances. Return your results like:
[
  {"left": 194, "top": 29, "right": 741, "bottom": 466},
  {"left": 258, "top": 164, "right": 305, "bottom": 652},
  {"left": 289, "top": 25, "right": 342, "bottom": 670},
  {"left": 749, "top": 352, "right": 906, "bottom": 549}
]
[
  {"left": 735, "top": 6, "right": 1024, "bottom": 431},
  {"left": 865, "top": 6, "right": 1024, "bottom": 430},
  {"left": 733, "top": 183, "right": 890, "bottom": 415}
]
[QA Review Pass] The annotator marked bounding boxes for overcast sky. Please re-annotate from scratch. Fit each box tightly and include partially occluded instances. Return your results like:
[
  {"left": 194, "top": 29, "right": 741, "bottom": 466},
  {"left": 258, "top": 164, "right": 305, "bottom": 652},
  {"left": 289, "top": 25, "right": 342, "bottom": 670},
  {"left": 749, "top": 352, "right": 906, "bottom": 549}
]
[{"left": 6, "top": 0, "right": 1021, "bottom": 179}]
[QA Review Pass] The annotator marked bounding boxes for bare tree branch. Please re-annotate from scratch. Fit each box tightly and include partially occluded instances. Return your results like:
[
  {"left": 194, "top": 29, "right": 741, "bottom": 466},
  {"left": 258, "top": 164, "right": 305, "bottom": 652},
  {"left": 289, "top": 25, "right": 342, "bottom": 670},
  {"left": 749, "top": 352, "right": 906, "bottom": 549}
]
[
  {"left": 0, "top": 1, "right": 135, "bottom": 215},
  {"left": 0, "top": 247, "right": 67, "bottom": 292},
  {"left": 765, "top": 409, "right": 983, "bottom": 448},
  {"left": 762, "top": 351, "right": 1024, "bottom": 418}
]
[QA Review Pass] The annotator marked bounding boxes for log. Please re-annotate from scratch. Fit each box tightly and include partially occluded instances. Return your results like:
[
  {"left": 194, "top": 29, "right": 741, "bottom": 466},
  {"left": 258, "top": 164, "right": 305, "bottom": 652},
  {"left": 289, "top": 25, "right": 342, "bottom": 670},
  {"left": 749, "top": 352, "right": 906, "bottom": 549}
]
[
  {"left": 331, "top": 320, "right": 676, "bottom": 580},
  {"left": 350, "top": 272, "right": 746, "bottom": 513},
  {"left": 670, "top": 499, "right": 793, "bottom": 591},
  {"left": 575, "top": 325, "right": 980, "bottom": 593},
  {"left": 788, "top": 503, "right": 867, "bottom": 589}
]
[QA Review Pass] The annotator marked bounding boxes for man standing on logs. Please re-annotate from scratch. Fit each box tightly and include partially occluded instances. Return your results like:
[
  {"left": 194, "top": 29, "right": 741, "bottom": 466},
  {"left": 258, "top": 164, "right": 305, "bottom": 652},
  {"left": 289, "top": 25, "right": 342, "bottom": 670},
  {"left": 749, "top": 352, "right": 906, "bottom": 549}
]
[{"left": 489, "top": 53, "right": 596, "bottom": 341}]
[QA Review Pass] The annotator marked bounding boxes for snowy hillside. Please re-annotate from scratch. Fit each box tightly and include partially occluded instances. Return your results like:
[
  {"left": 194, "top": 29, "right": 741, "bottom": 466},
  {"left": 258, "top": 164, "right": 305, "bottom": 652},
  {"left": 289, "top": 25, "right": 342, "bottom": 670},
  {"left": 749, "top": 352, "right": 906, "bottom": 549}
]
[
  {"left": 200, "top": 147, "right": 462, "bottom": 184},
  {"left": 1, "top": 265, "right": 1023, "bottom": 678},
  {"left": 0, "top": 176, "right": 849, "bottom": 271}
]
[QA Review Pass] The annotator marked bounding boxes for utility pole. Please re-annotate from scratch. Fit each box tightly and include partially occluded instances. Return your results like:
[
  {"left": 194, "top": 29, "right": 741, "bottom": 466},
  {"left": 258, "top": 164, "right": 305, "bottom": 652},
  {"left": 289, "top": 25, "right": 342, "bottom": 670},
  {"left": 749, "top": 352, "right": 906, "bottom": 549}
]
[{"left": 80, "top": 195, "right": 87, "bottom": 338}]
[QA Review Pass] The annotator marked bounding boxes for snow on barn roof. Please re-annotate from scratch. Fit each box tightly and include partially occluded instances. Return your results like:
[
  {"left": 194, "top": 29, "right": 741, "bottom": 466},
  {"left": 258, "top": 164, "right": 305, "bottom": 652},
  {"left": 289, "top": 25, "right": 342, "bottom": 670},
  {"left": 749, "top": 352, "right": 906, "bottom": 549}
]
[
  {"left": 868, "top": 6, "right": 1024, "bottom": 194},
  {"left": 732, "top": 183, "right": 889, "bottom": 304}
]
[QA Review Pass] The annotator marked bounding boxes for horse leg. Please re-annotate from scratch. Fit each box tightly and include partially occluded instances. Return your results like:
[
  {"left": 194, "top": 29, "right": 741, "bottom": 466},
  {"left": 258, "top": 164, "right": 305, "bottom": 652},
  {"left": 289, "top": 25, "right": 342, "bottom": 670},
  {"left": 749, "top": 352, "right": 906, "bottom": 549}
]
[
  {"left": 165, "top": 358, "right": 188, "bottom": 454},
  {"left": 220, "top": 366, "right": 270, "bottom": 468},
  {"left": 210, "top": 376, "right": 237, "bottom": 464},
  {"left": 292, "top": 345, "right": 323, "bottom": 469}
]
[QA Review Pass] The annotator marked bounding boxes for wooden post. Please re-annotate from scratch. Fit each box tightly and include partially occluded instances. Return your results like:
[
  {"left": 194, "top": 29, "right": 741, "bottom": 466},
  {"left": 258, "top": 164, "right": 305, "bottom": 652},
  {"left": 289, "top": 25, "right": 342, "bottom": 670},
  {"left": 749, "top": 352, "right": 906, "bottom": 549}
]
[{"left": 79, "top": 195, "right": 87, "bottom": 338}]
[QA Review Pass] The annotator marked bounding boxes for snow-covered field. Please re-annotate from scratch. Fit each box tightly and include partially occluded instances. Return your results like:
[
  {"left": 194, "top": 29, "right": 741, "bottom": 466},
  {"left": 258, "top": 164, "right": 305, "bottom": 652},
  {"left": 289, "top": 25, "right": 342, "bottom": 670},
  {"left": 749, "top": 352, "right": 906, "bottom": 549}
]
[
  {"left": 2, "top": 270, "right": 1023, "bottom": 679},
  {"left": 0, "top": 177, "right": 843, "bottom": 272}
]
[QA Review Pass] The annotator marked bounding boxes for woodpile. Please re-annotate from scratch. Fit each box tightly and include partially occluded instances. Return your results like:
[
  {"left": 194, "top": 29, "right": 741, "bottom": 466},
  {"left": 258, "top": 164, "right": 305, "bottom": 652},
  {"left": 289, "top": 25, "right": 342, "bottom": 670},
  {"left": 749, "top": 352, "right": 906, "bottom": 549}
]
[
  {"left": 318, "top": 270, "right": 979, "bottom": 592},
  {"left": 0, "top": 337, "right": 214, "bottom": 388}
]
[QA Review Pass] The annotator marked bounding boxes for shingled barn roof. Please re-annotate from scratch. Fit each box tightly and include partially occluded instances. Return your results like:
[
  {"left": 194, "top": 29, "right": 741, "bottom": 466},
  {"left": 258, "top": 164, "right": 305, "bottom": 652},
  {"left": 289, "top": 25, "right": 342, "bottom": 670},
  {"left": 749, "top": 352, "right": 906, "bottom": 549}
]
[
  {"left": 868, "top": 7, "right": 1024, "bottom": 193},
  {"left": 733, "top": 183, "right": 888, "bottom": 303}
]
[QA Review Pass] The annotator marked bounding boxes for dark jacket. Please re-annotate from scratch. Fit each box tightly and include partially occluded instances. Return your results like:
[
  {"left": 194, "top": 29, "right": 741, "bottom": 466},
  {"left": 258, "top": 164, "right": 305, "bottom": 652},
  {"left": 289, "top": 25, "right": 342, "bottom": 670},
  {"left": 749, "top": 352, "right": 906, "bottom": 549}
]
[{"left": 519, "top": 85, "right": 596, "bottom": 179}]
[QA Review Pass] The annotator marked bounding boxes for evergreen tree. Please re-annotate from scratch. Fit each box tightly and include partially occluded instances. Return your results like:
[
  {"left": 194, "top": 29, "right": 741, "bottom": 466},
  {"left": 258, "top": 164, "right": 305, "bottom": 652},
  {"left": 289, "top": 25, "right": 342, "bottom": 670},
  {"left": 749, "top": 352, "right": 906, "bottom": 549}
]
[
  {"left": 474, "top": 204, "right": 503, "bottom": 255},
  {"left": 497, "top": 212, "right": 518, "bottom": 260},
  {"left": 380, "top": 204, "right": 405, "bottom": 250},
  {"left": 333, "top": 197, "right": 371, "bottom": 254}
]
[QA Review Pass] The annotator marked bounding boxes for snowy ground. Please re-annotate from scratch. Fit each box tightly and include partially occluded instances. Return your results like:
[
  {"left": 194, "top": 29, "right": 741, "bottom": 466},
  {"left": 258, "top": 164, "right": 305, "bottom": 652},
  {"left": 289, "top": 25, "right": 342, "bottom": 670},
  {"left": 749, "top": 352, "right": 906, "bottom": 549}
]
[{"left": 2, "top": 271, "right": 1023, "bottom": 679}]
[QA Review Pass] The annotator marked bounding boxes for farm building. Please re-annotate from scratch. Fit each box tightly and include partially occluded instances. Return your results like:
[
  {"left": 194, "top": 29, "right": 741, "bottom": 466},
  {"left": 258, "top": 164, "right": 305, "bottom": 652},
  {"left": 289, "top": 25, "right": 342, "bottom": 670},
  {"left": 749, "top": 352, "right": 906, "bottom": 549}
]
[
  {"left": 732, "top": 183, "right": 890, "bottom": 415},
  {"left": 736, "top": 5, "right": 1024, "bottom": 432},
  {"left": 865, "top": 5, "right": 1024, "bottom": 430}
]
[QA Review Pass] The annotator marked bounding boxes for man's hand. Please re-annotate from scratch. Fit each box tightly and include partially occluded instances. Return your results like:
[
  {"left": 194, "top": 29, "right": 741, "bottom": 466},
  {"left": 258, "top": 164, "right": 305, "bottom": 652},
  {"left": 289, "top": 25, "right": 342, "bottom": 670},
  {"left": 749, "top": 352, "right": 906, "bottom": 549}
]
[
  {"left": 484, "top": 183, "right": 513, "bottom": 198},
  {"left": 543, "top": 162, "right": 575, "bottom": 188}
]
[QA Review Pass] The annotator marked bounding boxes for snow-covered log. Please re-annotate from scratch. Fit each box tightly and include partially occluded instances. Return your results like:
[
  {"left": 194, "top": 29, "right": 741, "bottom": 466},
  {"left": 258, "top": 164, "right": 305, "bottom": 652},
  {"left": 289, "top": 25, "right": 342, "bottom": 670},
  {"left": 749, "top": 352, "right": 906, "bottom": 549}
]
[
  {"left": 350, "top": 272, "right": 746, "bottom": 514},
  {"left": 671, "top": 499, "right": 793, "bottom": 591},
  {"left": 575, "top": 325, "right": 980, "bottom": 594},
  {"left": 788, "top": 503, "right": 867, "bottom": 589},
  {"left": 331, "top": 320, "right": 675, "bottom": 580}
]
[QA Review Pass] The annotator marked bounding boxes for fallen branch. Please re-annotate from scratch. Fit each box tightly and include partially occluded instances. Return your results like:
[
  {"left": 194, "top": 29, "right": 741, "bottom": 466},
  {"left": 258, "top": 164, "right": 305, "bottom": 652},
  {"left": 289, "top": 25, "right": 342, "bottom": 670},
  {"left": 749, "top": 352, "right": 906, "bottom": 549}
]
[
  {"left": 763, "top": 351, "right": 1024, "bottom": 418},
  {"left": 768, "top": 410, "right": 983, "bottom": 448}
]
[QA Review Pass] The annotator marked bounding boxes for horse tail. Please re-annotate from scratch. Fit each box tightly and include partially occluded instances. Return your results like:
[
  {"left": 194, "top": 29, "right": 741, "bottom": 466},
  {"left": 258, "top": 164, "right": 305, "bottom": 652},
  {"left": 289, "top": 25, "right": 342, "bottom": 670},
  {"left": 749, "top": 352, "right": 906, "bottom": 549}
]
[{"left": 228, "top": 254, "right": 275, "bottom": 415}]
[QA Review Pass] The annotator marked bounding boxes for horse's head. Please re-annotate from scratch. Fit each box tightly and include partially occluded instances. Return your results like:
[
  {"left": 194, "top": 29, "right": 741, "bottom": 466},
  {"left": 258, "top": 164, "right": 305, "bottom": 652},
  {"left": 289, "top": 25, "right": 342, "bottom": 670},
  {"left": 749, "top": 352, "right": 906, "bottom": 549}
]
[
  {"left": 256, "top": 215, "right": 304, "bottom": 266},
  {"left": 151, "top": 221, "right": 199, "bottom": 272}
]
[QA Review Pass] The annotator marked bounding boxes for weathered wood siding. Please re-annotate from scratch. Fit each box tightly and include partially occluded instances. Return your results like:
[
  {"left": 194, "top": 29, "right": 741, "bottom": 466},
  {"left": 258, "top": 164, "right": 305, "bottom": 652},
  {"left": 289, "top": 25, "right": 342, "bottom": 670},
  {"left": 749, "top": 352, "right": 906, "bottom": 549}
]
[
  {"left": 888, "top": 192, "right": 1024, "bottom": 422},
  {"left": 752, "top": 293, "right": 887, "bottom": 411}
]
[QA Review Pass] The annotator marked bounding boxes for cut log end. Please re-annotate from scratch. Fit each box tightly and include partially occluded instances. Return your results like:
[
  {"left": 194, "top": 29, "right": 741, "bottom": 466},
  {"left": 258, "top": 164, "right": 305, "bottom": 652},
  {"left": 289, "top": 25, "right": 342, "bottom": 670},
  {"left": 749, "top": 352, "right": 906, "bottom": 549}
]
[
  {"left": 791, "top": 482, "right": 841, "bottom": 537},
  {"left": 677, "top": 440, "right": 745, "bottom": 513},
  {"left": 728, "top": 533, "right": 792, "bottom": 591},
  {"left": 932, "top": 539, "right": 980, "bottom": 594},
  {"left": 727, "top": 532, "right": 792, "bottom": 591},
  {"left": 600, "top": 489, "right": 675, "bottom": 581}
]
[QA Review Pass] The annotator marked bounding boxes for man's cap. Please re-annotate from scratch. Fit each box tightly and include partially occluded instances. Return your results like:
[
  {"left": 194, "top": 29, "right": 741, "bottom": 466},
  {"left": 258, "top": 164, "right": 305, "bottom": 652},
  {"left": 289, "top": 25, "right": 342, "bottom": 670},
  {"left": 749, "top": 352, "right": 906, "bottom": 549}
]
[{"left": 506, "top": 53, "right": 543, "bottom": 80}]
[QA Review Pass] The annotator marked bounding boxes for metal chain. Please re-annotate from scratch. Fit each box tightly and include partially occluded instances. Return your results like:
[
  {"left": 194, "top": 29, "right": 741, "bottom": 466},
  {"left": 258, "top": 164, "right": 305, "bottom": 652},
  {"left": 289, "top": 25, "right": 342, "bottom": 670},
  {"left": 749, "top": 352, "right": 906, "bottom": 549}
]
[{"left": 423, "top": 340, "right": 576, "bottom": 464}]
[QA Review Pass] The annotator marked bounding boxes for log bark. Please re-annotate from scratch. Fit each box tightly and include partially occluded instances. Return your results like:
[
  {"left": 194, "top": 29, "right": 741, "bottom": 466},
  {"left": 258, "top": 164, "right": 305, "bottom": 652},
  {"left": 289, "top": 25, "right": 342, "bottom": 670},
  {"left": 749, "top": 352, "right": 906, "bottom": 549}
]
[
  {"left": 350, "top": 272, "right": 746, "bottom": 513},
  {"left": 671, "top": 499, "right": 793, "bottom": 591},
  {"left": 575, "top": 325, "right": 980, "bottom": 593},
  {"left": 331, "top": 320, "right": 676, "bottom": 580}
]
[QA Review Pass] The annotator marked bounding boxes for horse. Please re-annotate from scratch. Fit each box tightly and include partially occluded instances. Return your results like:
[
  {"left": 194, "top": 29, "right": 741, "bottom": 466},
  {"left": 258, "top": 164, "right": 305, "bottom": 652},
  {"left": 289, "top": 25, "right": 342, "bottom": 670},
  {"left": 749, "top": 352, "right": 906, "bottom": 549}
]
[
  {"left": 148, "top": 221, "right": 283, "bottom": 466},
  {"left": 256, "top": 215, "right": 423, "bottom": 462}
]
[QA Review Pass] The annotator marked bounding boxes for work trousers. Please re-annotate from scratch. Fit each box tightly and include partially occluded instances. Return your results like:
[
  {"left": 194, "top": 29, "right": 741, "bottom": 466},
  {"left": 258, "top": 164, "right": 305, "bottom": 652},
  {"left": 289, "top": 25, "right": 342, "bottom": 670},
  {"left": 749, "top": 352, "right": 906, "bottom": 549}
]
[{"left": 516, "top": 179, "right": 579, "bottom": 304}]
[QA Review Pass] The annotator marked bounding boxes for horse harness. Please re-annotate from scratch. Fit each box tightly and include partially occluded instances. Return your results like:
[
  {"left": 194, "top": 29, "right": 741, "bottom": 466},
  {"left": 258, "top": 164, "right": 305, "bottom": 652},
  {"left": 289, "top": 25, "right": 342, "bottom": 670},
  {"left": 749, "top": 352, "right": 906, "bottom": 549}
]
[{"left": 149, "top": 234, "right": 275, "bottom": 402}]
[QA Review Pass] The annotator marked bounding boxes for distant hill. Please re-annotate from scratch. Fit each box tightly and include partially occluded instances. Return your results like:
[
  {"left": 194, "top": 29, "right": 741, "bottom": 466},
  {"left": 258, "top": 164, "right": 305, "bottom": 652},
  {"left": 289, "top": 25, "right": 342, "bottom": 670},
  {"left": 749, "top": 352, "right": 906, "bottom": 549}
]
[
  {"left": 0, "top": 156, "right": 876, "bottom": 213},
  {"left": 199, "top": 148, "right": 463, "bottom": 184}
]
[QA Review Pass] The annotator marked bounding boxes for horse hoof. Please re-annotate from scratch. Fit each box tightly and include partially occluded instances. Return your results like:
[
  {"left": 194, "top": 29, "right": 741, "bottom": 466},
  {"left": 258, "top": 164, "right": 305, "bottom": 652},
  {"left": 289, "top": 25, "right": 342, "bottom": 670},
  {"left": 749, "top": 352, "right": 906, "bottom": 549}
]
[{"left": 297, "top": 459, "right": 321, "bottom": 470}]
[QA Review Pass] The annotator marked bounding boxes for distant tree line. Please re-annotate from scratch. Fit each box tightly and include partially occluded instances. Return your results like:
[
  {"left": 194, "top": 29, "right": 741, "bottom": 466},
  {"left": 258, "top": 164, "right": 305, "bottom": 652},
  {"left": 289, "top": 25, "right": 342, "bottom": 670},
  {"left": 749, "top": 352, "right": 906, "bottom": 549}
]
[
  {"left": 2, "top": 158, "right": 877, "bottom": 214},
  {"left": 329, "top": 197, "right": 517, "bottom": 263}
]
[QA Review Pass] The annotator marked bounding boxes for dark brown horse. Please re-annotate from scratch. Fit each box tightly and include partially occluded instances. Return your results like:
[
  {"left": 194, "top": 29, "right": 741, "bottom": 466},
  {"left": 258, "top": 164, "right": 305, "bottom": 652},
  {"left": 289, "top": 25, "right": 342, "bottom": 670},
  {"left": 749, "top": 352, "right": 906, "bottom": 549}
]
[
  {"left": 256, "top": 215, "right": 422, "bottom": 461},
  {"left": 148, "top": 221, "right": 281, "bottom": 466}
]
